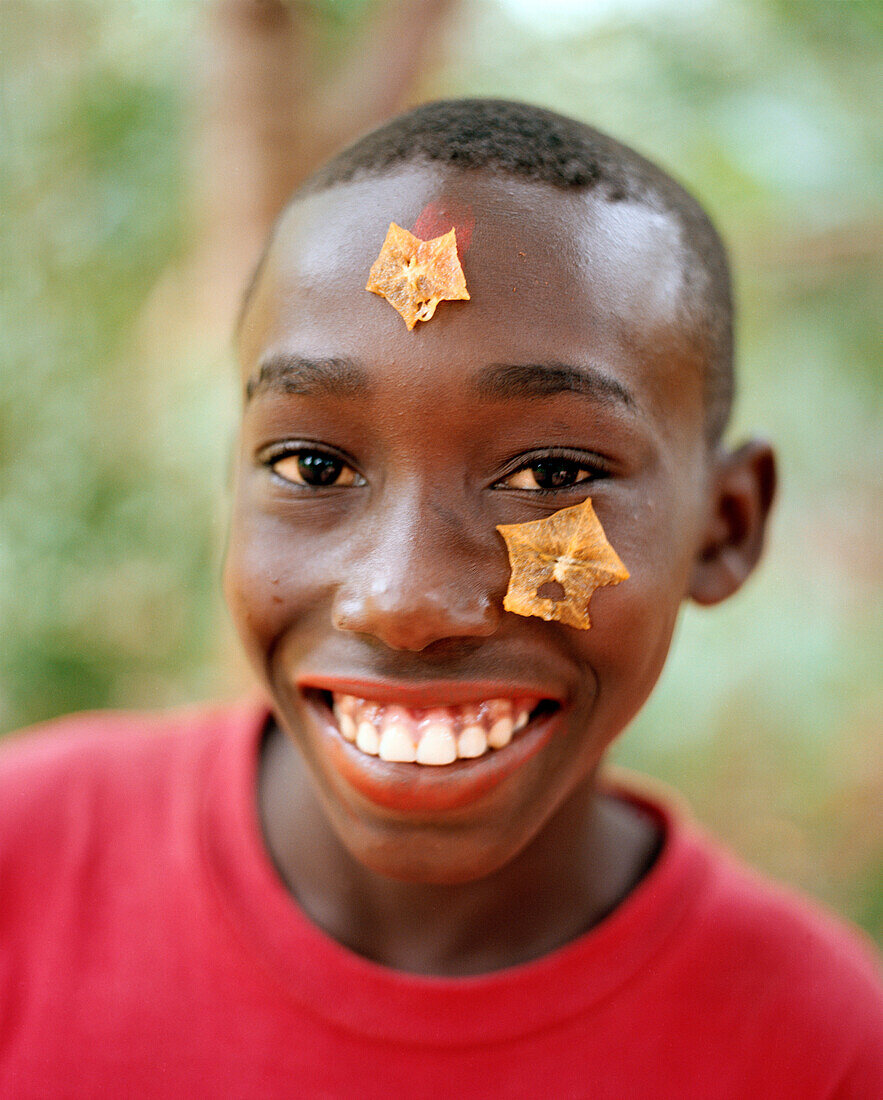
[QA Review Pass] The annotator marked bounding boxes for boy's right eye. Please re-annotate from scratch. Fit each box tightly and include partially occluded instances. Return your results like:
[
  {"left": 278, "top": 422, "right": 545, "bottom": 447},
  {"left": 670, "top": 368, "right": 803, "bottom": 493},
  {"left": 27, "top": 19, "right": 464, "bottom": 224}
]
[{"left": 266, "top": 448, "right": 364, "bottom": 488}]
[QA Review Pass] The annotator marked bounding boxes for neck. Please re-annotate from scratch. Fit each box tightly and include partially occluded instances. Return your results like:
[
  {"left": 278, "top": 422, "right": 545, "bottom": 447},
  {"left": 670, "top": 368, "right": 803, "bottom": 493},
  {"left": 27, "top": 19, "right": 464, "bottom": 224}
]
[{"left": 258, "top": 721, "right": 659, "bottom": 977}]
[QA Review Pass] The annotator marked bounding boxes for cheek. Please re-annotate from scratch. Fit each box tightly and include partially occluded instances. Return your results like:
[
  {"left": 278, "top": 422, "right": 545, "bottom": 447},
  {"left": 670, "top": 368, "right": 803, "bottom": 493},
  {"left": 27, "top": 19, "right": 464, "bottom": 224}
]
[
  {"left": 568, "top": 575, "right": 679, "bottom": 755},
  {"left": 223, "top": 505, "right": 327, "bottom": 669},
  {"left": 575, "top": 496, "right": 699, "bottom": 737},
  {"left": 598, "top": 571, "right": 680, "bottom": 677}
]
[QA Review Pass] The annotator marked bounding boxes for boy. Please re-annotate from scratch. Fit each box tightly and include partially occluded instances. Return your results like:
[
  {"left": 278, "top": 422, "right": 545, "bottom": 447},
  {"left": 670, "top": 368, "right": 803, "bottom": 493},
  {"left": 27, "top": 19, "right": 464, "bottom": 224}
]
[{"left": 1, "top": 99, "right": 880, "bottom": 1096}]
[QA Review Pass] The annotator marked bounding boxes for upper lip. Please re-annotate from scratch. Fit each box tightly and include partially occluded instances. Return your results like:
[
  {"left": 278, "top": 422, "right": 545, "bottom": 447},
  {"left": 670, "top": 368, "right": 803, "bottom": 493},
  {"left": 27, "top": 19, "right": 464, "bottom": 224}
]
[{"left": 296, "top": 674, "right": 563, "bottom": 709}]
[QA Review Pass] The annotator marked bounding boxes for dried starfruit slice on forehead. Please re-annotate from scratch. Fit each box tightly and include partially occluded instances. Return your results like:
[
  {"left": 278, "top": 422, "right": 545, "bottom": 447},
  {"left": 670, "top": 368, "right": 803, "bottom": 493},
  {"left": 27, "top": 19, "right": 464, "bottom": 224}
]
[
  {"left": 496, "top": 498, "right": 629, "bottom": 630},
  {"left": 366, "top": 222, "right": 470, "bottom": 330}
]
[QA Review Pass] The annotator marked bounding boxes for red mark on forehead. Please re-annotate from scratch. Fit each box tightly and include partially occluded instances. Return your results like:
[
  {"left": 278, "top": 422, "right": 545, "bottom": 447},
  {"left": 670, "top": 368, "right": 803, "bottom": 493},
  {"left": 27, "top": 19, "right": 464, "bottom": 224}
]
[{"left": 413, "top": 199, "right": 475, "bottom": 256}]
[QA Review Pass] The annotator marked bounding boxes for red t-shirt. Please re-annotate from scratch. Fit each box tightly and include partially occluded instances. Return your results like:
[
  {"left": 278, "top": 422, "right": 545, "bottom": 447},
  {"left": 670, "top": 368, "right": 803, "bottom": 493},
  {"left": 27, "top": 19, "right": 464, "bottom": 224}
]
[{"left": 1, "top": 703, "right": 880, "bottom": 1098}]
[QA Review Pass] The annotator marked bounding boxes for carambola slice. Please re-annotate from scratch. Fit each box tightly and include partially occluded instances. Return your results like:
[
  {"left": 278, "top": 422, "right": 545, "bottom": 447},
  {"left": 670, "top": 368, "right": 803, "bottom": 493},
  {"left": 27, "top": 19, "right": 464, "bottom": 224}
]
[
  {"left": 496, "top": 498, "right": 629, "bottom": 630},
  {"left": 366, "top": 222, "right": 469, "bottom": 330}
]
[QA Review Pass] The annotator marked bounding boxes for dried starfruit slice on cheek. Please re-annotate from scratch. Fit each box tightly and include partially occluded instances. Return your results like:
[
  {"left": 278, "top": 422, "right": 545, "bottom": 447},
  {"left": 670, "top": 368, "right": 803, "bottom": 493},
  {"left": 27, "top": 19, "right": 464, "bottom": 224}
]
[
  {"left": 365, "top": 222, "right": 470, "bottom": 329},
  {"left": 496, "top": 498, "right": 629, "bottom": 630}
]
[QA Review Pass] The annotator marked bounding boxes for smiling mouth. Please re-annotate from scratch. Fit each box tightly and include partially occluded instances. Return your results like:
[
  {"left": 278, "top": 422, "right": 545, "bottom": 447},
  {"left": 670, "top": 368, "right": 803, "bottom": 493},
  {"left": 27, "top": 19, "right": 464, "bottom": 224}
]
[{"left": 316, "top": 691, "right": 558, "bottom": 766}]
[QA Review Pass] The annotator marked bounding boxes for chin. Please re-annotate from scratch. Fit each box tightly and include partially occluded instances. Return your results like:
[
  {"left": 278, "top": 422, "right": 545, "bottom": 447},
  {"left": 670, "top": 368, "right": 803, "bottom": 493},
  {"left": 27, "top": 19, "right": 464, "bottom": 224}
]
[{"left": 344, "top": 830, "right": 524, "bottom": 886}]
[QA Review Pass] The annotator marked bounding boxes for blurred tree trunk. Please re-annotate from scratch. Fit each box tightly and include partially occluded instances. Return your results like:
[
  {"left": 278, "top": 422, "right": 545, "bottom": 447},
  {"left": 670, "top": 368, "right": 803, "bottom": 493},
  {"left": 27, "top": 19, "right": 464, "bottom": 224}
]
[{"left": 186, "top": 0, "right": 458, "bottom": 336}]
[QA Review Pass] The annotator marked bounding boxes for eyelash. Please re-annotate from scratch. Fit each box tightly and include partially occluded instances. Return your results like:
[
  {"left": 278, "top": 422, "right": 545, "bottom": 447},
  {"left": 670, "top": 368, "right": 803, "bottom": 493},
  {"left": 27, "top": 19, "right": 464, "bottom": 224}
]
[
  {"left": 260, "top": 443, "right": 364, "bottom": 489},
  {"left": 260, "top": 444, "right": 612, "bottom": 494},
  {"left": 493, "top": 448, "right": 613, "bottom": 494}
]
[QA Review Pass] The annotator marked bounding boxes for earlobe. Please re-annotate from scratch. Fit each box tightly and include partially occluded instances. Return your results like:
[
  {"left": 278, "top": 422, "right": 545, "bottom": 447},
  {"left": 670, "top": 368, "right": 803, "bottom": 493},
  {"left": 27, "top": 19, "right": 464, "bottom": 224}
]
[{"left": 689, "top": 440, "right": 776, "bottom": 606}]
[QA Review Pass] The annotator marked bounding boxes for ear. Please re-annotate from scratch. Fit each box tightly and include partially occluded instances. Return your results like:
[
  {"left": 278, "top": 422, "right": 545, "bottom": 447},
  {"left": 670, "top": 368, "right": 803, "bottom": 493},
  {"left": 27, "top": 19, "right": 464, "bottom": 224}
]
[{"left": 689, "top": 440, "right": 777, "bottom": 606}]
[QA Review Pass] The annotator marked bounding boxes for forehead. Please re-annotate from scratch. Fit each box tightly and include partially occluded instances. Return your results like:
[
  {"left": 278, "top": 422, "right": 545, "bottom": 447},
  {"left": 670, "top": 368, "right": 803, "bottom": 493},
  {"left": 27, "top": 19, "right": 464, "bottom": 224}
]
[{"left": 239, "top": 165, "right": 703, "bottom": 431}]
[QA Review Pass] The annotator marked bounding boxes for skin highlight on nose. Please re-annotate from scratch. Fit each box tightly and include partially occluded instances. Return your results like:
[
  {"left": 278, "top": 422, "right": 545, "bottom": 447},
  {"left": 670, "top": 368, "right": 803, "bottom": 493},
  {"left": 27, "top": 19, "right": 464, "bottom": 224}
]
[
  {"left": 331, "top": 579, "right": 500, "bottom": 652},
  {"left": 326, "top": 486, "right": 506, "bottom": 651}
]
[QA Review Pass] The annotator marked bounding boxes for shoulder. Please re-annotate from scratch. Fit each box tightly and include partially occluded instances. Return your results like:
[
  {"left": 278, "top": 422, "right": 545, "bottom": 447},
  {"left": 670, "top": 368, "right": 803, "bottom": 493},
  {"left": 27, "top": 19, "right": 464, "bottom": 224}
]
[
  {"left": 0, "top": 700, "right": 266, "bottom": 952},
  {"left": 618, "top": 780, "right": 880, "bottom": 1006},
  {"left": 691, "top": 828, "right": 880, "bottom": 1001},
  {"left": 611, "top": 779, "right": 882, "bottom": 1091},
  {"left": 0, "top": 701, "right": 268, "bottom": 1068},
  {"left": 675, "top": 814, "right": 882, "bottom": 1087},
  {"left": 0, "top": 700, "right": 263, "bottom": 847},
  {"left": 0, "top": 701, "right": 243, "bottom": 781}
]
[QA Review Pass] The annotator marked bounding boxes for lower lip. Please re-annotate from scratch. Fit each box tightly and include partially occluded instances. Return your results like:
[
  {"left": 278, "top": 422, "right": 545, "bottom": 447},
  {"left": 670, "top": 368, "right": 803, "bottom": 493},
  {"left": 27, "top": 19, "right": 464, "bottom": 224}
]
[{"left": 306, "top": 697, "right": 561, "bottom": 814}]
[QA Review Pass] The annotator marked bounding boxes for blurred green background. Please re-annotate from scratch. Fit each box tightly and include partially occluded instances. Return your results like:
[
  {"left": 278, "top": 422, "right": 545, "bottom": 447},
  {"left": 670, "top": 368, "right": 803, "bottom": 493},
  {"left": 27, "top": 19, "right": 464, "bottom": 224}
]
[{"left": 1, "top": 0, "right": 880, "bottom": 939}]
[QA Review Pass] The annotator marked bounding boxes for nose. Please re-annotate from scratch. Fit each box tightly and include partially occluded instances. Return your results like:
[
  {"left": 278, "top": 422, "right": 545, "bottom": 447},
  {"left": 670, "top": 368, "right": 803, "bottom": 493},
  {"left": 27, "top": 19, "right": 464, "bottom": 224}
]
[{"left": 331, "top": 494, "right": 503, "bottom": 651}]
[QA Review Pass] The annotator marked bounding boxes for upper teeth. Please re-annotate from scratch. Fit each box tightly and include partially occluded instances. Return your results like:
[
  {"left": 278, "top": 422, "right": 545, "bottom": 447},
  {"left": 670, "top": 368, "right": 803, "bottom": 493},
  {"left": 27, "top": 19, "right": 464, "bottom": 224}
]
[{"left": 331, "top": 694, "right": 536, "bottom": 765}]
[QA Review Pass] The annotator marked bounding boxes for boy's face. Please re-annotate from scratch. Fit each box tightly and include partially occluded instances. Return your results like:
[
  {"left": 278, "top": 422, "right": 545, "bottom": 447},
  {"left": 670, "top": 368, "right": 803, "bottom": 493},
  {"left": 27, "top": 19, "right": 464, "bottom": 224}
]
[{"left": 228, "top": 164, "right": 716, "bottom": 883}]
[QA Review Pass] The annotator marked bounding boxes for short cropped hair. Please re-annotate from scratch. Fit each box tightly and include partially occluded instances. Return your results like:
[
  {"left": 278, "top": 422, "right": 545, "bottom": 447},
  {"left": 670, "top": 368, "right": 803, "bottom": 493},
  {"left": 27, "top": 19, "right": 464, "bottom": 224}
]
[{"left": 245, "top": 99, "right": 734, "bottom": 442}]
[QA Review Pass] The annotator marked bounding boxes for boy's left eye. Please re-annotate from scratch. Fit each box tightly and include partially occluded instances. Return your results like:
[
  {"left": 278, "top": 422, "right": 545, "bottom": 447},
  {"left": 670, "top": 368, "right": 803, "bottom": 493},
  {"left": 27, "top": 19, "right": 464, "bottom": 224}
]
[{"left": 498, "top": 458, "right": 595, "bottom": 491}]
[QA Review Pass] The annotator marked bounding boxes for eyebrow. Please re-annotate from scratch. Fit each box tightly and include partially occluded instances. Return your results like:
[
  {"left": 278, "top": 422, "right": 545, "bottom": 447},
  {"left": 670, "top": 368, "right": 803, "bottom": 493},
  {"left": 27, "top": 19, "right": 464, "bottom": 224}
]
[
  {"left": 246, "top": 353, "right": 636, "bottom": 411},
  {"left": 245, "top": 355, "right": 369, "bottom": 401},
  {"left": 474, "top": 362, "right": 636, "bottom": 410}
]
